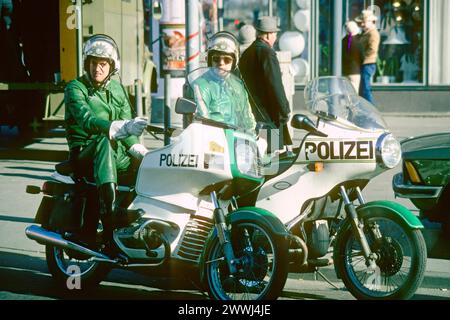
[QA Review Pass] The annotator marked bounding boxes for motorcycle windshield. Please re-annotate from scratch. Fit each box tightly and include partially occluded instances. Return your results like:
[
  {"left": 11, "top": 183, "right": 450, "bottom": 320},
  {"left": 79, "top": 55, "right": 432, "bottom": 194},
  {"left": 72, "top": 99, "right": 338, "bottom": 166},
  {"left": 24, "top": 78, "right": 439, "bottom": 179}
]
[
  {"left": 188, "top": 67, "right": 255, "bottom": 132},
  {"left": 304, "top": 76, "right": 387, "bottom": 130}
]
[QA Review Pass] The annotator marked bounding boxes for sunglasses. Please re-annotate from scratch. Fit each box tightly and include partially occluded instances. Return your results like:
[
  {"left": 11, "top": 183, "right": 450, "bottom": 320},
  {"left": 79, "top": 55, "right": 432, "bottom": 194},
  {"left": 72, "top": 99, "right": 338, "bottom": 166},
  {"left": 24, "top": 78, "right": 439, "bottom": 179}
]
[
  {"left": 212, "top": 55, "right": 233, "bottom": 65},
  {"left": 90, "top": 60, "right": 110, "bottom": 70}
]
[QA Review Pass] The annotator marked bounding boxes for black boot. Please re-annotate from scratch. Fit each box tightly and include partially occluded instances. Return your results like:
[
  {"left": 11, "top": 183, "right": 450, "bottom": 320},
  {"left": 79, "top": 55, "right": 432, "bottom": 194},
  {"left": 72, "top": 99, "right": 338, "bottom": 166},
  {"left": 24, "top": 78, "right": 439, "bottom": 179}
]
[
  {"left": 98, "top": 183, "right": 144, "bottom": 256},
  {"left": 98, "top": 183, "right": 144, "bottom": 229}
]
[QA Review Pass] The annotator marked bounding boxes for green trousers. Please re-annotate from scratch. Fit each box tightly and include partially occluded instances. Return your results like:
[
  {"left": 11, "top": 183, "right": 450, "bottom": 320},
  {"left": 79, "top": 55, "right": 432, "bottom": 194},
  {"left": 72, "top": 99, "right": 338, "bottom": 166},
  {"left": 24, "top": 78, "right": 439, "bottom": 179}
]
[{"left": 71, "top": 135, "right": 131, "bottom": 186}]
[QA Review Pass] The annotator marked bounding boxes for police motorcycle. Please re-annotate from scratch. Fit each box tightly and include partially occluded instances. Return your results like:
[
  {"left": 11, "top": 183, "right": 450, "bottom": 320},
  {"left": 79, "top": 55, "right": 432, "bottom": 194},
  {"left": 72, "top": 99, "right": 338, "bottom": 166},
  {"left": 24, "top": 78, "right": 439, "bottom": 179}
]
[
  {"left": 24, "top": 67, "right": 290, "bottom": 300},
  {"left": 244, "top": 76, "right": 427, "bottom": 300}
]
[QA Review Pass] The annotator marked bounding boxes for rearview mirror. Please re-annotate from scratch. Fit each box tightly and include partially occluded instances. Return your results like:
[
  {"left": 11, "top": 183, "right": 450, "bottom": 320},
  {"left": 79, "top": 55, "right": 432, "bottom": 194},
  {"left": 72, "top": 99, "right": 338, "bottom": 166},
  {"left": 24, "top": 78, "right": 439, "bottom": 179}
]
[
  {"left": 175, "top": 97, "right": 197, "bottom": 114},
  {"left": 291, "top": 114, "right": 327, "bottom": 137}
]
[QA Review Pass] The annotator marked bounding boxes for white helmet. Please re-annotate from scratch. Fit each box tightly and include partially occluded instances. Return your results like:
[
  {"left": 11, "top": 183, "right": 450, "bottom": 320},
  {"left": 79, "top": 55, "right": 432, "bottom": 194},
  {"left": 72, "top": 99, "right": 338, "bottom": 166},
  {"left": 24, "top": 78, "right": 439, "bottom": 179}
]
[
  {"left": 207, "top": 31, "right": 240, "bottom": 70},
  {"left": 83, "top": 34, "right": 121, "bottom": 75}
]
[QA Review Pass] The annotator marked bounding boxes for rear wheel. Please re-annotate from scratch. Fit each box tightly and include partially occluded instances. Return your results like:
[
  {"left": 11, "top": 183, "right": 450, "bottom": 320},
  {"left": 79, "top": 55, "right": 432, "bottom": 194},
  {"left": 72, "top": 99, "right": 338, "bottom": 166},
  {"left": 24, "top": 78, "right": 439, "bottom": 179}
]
[
  {"left": 204, "top": 221, "right": 288, "bottom": 300},
  {"left": 334, "top": 211, "right": 427, "bottom": 300},
  {"left": 46, "top": 244, "right": 111, "bottom": 290}
]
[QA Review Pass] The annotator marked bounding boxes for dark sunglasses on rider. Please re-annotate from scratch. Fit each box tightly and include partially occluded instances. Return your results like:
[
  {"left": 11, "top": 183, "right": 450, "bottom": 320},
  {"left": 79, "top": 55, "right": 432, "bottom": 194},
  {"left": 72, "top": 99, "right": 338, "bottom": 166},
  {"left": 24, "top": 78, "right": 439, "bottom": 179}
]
[{"left": 212, "top": 55, "right": 233, "bottom": 65}]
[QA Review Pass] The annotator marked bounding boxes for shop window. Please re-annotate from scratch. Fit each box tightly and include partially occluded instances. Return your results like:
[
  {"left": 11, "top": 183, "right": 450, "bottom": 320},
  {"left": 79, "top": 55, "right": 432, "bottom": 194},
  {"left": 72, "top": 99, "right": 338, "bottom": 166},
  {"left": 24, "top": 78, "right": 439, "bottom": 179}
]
[
  {"left": 220, "top": 0, "right": 312, "bottom": 85},
  {"left": 277, "top": 0, "right": 312, "bottom": 85},
  {"left": 345, "top": 0, "right": 424, "bottom": 85},
  {"left": 318, "top": 0, "right": 332, "bottom": 77},
  {"left": 429, "top": 1, "right": 450, "bottom": 85}
]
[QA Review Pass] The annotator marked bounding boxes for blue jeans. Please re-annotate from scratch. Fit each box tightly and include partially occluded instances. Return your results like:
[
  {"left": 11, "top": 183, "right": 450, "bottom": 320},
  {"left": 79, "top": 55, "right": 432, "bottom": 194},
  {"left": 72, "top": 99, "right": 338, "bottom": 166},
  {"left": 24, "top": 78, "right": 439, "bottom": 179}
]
[{"left": 360, "top": 63, "right": 376, "bottom": 105}]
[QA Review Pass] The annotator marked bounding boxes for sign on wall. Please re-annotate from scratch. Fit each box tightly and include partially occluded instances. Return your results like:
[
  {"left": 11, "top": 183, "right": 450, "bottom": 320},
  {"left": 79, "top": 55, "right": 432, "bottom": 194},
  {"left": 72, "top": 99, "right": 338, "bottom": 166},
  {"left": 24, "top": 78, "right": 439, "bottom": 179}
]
[{"left": 160, "top": 24, "right": 186, "bottom": 77}]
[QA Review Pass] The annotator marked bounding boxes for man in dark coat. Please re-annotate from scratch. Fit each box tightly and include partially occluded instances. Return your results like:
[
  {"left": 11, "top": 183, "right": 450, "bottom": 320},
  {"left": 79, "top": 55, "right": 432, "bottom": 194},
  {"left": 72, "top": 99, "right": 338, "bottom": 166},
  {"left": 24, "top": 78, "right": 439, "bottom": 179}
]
[{"left": 239, "top": 16, "right": 292, "bottom": 152}]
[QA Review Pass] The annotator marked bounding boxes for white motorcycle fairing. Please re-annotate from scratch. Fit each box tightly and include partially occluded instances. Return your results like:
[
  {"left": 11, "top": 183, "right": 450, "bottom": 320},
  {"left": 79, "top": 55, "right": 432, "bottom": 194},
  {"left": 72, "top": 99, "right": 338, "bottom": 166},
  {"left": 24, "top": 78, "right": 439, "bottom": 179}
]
[
  {"left": 135, "top": 123, "right": 232, "bottom": 211},
  {"left": 257, "top": 117, "right": 387, "bottom": 225},
  {"left": 124, "top": 123, "right": 234, "bottom": 262}
]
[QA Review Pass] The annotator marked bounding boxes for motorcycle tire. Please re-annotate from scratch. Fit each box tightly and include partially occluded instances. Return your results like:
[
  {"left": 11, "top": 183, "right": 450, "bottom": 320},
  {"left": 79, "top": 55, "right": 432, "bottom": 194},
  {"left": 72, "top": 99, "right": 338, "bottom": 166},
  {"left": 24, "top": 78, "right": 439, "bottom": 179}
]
[
  {"left": 46, "top": 244, "right": 111, "bottom": 290},
  {"left": 203, "top": 221, "right": 288, "bottom": 300},
  {"left": 334, "top": 209, "right": 427, "bottom": 300}
]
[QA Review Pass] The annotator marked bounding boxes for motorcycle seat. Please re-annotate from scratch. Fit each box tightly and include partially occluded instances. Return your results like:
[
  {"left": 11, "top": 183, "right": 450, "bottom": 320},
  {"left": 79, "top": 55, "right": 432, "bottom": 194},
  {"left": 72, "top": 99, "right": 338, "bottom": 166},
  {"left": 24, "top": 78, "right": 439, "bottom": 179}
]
[{"left": 54, "top": 160, "right": 137, "bottom": 187}]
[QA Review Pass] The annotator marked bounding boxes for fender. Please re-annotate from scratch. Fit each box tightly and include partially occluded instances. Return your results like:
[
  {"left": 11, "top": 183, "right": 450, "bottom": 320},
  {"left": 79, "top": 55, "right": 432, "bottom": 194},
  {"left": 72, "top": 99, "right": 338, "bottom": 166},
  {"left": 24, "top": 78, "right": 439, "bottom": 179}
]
[
  {"left": 204, "top": 206, "right": 290, "bottom": 244},
  {"left": 357, "top": 200, "right": 424, "bottom": 229},
  {"left": 333, "top": 200, "right": 424, "bottom": 280},
  {"left": 198, "top": 206, "right": 289, "bottom": 284},
  {"left": 226, "top": 207, "right": 290, "bottom": 237}
]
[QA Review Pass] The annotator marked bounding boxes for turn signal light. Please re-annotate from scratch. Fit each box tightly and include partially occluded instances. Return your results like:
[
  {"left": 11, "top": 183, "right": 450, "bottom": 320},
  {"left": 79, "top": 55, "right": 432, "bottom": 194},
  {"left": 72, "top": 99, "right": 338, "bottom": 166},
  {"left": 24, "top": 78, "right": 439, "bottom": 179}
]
[
  {"left": 405, "top": 161, "right": 422, "bottom": 183},
  {"left": 26, "top": 185, "right": 41, "bottom": 194},
  {"left": 308, "top": 162, "right": 324, "bottom": 172},
  {"left": 41, "top": 182, "right": 53, "bottom": 195}
]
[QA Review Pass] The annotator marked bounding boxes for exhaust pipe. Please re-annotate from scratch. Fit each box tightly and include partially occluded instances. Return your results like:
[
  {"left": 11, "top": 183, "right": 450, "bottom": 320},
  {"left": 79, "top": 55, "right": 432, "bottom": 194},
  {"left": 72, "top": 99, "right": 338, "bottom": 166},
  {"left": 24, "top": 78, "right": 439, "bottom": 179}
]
[{"left": 25, "top": 225, "right": 113, "bottom": 262}]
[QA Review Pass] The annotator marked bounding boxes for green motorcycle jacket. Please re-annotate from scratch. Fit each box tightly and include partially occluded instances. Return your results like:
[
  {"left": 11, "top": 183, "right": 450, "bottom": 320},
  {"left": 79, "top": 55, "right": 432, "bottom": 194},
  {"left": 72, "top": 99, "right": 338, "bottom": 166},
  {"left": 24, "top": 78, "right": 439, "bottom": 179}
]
[
  {"left": 64, "top": 75, "right": 138, "bottom": 149},
  {"left": 191, "top": 70, "right": 256, "bottom": 133},
  {"left": 64, "top": 75, "right": 138, "bottom": 185}
]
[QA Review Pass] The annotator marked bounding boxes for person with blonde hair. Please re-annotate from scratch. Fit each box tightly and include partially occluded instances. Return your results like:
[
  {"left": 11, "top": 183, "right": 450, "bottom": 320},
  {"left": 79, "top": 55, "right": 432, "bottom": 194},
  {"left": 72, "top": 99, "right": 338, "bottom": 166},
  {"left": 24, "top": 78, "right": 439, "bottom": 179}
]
[{"left": 355, "top": 9, "right": 380, "bottom": 104}]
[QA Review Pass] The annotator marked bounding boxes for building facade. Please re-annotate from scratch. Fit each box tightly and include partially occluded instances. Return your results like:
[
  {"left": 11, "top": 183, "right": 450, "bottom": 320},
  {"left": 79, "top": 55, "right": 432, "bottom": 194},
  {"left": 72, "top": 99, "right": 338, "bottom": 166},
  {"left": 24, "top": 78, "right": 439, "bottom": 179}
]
[{"left": 217, "top": 0, "right": 450, "bottom": 113}]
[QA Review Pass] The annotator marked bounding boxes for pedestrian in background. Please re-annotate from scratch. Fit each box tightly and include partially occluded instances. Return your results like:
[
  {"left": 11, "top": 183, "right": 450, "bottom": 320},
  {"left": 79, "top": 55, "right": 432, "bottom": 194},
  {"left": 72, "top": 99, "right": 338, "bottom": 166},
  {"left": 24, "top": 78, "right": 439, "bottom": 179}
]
[
  {"left": 356, "top": 9, "right": 380, "bottom": 105},
  {"left": 239, "top": 16, "right": 292, "bottom": 152},
  {"left": 237, "top": 24, "right": 256, "bottom": 56},
  {"left": 342, "top": 20, "right": 361, "bottom": 93}
]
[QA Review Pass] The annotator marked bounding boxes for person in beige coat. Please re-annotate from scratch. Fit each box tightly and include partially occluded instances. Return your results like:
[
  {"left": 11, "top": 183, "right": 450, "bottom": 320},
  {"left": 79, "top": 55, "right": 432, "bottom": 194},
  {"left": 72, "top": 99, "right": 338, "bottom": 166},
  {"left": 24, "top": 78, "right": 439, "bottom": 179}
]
[{"left": 356, "top": 10, "right": 380, "bottom": 104}]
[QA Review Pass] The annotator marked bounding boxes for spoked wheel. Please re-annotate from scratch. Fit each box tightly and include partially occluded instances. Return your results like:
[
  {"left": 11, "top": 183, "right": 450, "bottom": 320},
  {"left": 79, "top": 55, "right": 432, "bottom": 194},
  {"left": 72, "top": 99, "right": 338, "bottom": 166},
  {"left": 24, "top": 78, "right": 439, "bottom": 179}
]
[
  {"left": 46, "top": 244, "right": 111, "bottom": 290},
  {"left": 334, "top": 211, "right": 427, "bottom": 300},
  {"left": 204, "top": 222, "right": 288, "bottom": 300}
]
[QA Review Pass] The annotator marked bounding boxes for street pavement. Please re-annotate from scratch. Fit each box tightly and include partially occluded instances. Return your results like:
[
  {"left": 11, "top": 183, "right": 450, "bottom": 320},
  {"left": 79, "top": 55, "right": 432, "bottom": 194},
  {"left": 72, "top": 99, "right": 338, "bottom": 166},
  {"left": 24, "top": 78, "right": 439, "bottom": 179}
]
[{"left": 0, "top": 114, "right": 449, "bottom": 300}]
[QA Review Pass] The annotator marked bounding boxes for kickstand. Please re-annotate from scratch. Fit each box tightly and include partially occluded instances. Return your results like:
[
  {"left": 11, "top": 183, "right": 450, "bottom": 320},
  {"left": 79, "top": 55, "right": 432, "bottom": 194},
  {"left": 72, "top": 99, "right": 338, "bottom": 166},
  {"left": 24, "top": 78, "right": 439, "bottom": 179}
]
[{"left": 314, "top": 268, "right": 340, "bottom": 290}]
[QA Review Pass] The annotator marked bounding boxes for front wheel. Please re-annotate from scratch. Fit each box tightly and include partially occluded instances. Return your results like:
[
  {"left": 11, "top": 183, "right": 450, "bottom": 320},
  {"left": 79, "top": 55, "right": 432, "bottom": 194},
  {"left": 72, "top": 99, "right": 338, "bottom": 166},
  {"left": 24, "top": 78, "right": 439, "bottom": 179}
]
[
  {"left": 203, "top": 221, "right": 288, "bottom": 300},
  {"left": 334, "top": 210, "right": 427, "bottom": 300}
]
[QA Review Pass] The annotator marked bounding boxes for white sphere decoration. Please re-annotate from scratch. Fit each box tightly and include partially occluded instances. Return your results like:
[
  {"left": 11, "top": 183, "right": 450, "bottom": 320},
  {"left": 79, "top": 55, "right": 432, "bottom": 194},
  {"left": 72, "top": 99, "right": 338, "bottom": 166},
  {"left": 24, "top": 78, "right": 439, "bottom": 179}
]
[
  {"left": 296, "top": 0, "right": 310, "bottom": 9},
  {"left": 279, "top": 31, "right": 305, "bottom": 58},
  {"left": 294, "top": 10, "right": 310, "bottom": 32},
  {"left": 292, "top": 58, "right": 309, "bottom": 77}
]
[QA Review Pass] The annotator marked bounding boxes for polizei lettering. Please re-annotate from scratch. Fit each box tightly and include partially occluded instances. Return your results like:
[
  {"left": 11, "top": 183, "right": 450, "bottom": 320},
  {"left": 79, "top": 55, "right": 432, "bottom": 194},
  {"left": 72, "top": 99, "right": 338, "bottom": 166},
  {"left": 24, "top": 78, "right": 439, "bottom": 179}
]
[
  {"left": 159, "top": 154, "right": 199, "bottom": 168},
  {"left": 305, "top": 140, "right": 374, "bottom": 161}
]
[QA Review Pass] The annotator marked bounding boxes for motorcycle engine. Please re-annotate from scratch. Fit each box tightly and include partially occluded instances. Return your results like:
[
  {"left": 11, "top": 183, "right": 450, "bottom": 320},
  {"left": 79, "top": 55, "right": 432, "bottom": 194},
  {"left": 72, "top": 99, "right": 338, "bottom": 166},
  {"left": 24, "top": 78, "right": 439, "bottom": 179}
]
[
  {"left": 115, "top": 219, "right": 179, "bottom": 253},
  {"left": 116, "top": 223, "right": 162, "bottom": 251}
]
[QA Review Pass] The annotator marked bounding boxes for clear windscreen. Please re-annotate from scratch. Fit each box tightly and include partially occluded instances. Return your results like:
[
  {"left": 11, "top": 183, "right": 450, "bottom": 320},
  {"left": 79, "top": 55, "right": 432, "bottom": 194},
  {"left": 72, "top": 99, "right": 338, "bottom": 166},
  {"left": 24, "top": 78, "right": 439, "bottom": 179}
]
[
  {"left": 187, "top": 67, "right": 255, "bottom": 132},
  {"left": 304, "top": 76, "right": 387, "bottom": 130}
]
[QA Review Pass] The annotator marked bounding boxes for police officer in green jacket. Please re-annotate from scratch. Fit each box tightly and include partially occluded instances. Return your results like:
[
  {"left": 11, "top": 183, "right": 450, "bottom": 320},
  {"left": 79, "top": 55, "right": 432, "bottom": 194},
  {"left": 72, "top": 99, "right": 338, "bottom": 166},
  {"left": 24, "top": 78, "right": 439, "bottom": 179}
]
[
  {"left": 191, "top": 31, "right": 256, "bottom": 133},
  {"left": 64, "top": 34, "right": 147, "bottom": 253}
]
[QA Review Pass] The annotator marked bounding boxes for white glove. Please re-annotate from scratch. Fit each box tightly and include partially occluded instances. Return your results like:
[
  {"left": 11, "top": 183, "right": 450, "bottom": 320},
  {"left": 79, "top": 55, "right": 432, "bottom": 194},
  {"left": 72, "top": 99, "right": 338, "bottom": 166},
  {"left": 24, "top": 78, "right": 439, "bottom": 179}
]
[
  {"left": 109, "top": 117, "right": 148, "bottom": 140},
  {"left": 128, "top": 143, "right": 149, "bottom": 160}
]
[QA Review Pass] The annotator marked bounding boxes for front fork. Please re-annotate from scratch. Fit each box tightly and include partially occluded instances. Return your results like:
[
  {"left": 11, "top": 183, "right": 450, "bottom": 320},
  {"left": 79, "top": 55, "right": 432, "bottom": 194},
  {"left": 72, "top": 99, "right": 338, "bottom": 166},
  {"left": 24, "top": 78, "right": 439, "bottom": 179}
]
[
  {"left": 210, "top": 191, "right": 238, "bottom": 274},
  {"left": 339, "top": 186, "right": 379, "bottom": 270}
]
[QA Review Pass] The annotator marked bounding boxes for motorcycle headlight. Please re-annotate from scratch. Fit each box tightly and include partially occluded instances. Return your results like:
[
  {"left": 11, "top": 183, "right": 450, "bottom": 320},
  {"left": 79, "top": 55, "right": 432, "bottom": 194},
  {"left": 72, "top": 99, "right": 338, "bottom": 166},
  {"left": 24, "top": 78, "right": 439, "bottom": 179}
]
[
  {"left": 235, "top": 137, "right": 261, "bottom": 178},
  {"left": 376, "top": 133, "right": 402, "bottom": 169}
]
